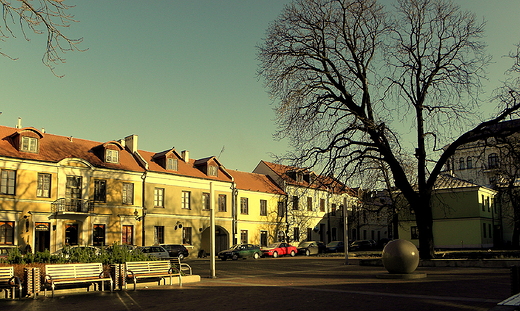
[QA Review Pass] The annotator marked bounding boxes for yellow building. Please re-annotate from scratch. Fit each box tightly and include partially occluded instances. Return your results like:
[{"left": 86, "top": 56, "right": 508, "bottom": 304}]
[
  {"left": 227, "top": 169, "right": 286, "bottom": 247},
  {"left": 253, "top": 161, "right": 355, "bottom": 245},
  {"left": 0, "top": 125, "right": 236, "bottom": 256},
  {"left": 398, "top": 174, "right": 498, "bottom": 249}
]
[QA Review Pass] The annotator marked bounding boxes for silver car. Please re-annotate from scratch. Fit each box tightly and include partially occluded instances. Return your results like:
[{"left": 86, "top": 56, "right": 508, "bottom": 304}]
[{"left": 136, "top": 246, "right": 170, "bottom": 259}]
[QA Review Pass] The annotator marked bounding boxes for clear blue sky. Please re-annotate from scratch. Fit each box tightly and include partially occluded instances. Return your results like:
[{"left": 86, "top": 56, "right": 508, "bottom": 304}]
[{"left": 0, "top": 0, "right": 519, "bottom": 172}]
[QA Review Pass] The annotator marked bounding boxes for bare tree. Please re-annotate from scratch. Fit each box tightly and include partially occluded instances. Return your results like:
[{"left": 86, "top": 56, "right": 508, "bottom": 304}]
[
  {"left": 258, "top": 0, "right": 520, "bottom": 258},
  {"left": 1, "top": 0, "right": 83, "bottom": 75}
]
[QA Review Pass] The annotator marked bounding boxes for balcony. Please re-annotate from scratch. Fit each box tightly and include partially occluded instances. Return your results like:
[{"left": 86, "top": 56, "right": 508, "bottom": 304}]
[{"left": 51, "top": 198, "right": 94, "bottom": 215}]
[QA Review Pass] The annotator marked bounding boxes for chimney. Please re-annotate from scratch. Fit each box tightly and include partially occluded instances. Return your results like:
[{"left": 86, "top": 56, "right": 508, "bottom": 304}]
[
  {"left": 182, "top": 150, "right": 189, "bottom": 162},
  {"left": 16, "top": 117, "right": 22, "bottom": 129},
  {"left": 125, "top": 135, "right": 138, "bottom": 153}
]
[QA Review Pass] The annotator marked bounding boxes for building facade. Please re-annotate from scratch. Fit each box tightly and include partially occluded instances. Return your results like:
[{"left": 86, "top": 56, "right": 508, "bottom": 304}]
[{"left": 0, "top": 124, "right": 356, "bottom": 257}]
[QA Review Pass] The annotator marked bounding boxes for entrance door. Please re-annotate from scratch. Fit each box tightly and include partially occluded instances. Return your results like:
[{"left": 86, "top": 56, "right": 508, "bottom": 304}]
[
  {"left": 201, "top": 226, "right": 229, "bottom": 255},
  {"left": 35, "top": 222, "right": 50, "bottom": 252},
  {"left": 65, "top": 223, "right": 79, "bottom": 245}
]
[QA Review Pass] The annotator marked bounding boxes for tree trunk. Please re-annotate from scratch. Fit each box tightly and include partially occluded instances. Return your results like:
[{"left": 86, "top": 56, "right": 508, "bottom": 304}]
[{"left": 411, "top": 199, "right": 435, "bottom": 259}]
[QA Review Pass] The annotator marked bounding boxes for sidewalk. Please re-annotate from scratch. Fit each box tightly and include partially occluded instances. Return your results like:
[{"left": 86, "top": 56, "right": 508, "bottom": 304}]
[{"left": 0, "top": 261, "right": 513, "bottom": 311}]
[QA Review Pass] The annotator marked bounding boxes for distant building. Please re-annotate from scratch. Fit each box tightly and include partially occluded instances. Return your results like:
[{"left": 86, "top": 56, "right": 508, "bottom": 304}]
[{"left": 398, "top": 174, "right": 497, "bottom": 249}]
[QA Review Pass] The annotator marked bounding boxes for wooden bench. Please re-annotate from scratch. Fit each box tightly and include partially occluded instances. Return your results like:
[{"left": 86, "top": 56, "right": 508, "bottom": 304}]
[
  {"left": 0, "top": 267, "right": 22, "bottom": 299},
  {"left": 43, "top": 263, "right": 113, "bottom": 297},
  {"left": 125, "top": 260, "right": 181, "bottom": 290}
]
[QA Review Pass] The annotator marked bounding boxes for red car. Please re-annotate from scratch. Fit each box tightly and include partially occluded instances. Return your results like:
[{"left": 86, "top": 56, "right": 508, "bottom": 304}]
[{"left": 261, "top": 242, "right": 298, "bottom": 258}]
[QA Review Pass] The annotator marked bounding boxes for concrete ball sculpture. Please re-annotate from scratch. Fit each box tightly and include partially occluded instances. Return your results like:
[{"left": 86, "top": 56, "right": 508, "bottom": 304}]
[{"left": 382, "top": 239, "right": 419, "bottom": 274}]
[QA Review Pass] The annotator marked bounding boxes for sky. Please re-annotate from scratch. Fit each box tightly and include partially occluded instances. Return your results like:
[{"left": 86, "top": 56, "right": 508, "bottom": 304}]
[{"left": 0, "top": 0, "right": 519, "bottom": 173}]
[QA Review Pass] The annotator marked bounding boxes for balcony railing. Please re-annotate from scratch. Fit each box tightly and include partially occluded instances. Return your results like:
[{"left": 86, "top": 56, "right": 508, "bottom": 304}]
[{"left": 51, "top": 198, "right": 94, "bottom": 214}]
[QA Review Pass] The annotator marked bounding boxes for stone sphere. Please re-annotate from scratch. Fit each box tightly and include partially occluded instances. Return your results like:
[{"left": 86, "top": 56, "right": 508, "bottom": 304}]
[{"left": 382, "top": 239, "right": 419, "bottom": 274}]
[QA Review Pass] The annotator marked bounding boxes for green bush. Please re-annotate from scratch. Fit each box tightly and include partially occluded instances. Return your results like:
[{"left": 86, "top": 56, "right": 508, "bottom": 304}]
[{"left": 2, "top": 243, "right": 156, "bottom": 265}]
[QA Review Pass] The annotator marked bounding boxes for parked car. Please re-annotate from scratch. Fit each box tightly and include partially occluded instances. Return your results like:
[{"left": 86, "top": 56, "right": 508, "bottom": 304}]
[
  {"left": 261, "top": 242, "right": 298, "bottom": 258},
  {"left": 325, "top": 241, "right": 345, "bottom": 253},
  {"left": 218, "top": 244, "right": 262, "bottom": 261},
  {"left": 349, "top": 240, "right": 373, "bottom": 251},
  {"left": 135, "top": 246, "right": 169, "bottom": 259},
  {"left": 161, "top": 244, "right": 189, "bottom": 260},
  {"left": 297, "top": 241, "right": 326, "bottom": 256}
]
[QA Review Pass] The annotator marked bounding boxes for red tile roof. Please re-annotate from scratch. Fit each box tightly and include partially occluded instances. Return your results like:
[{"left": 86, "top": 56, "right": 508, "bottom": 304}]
[
  {"left": 227, "top": 169, "right": 286, "bottom": 195},
  {"left": 0, "top": 126, "right": 145, "bottom": 172},
  {"left": 259, "top": 161, "right": 354, "bottom": 195},
  {"left": 0, "top": 125, "right": 233, "bottom": 182},
  {"left": 139, "top": 149, "right": 233, "bottom": 182}
]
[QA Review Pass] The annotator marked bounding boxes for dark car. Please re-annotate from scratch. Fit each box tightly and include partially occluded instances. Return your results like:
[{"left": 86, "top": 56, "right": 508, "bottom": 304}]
[
  {"left": 349, "top": 240, "right": 373, "bottom": 251},
  {"left": 297, "top": 241, "right": 326, "bottom": 256},
  {"left": 325, "top": 241, "right": 345, "bottom": 253},
  {"left": 218, "top": 244, "right": 262, "bottom": 261},
  {"left": 161, "top": 244, "right": 189, "bottom": 260}
]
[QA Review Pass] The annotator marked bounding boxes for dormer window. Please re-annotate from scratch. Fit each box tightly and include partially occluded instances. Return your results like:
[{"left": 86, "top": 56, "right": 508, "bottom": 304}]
[
  {"left": 208, "top": 165, "right": 218, "bottom": 176},
  {"left": 167, "top": 158, "right": 178, "bottom": 171},
  {"left": 105, "top": 149, "right": 119, "bottom": 163},
  {"left": 21, "top": 136, "right": 38, "bottom": 153}
]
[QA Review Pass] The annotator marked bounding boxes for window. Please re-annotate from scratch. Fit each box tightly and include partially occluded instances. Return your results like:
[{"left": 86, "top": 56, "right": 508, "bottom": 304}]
[
  {"left": 154, "top": 226, "right": 165, "bottom": 244},
  {"left": 122, "top": 225, "right": 133, "bottom": 245},
  {"left": 21, "top": 136, "right": 38, "bottom": 153},
  {"left": 0, "top": 221, "right": 14, "bottom": 245},
  {"left": 182, "top": 191, "right": 191, "bottom": 209},
  {"left": 481, "top": 194, "right": 485, "bottom": 211},
  {"left": 459, "top": 157, "right": 465, "bottom": 170},
  {"left": 260, "top": 200, "right": 267, "bottom": 216},
  {"left": 93, "top": 179, "right": 107, "bottom": 202},
  {"left": 331, "top": 204, "right": 337, "bottom": 216},
  {"left": 483, "top": 223, "right": 487, "bottom": 238},
  {"left": 307, "top": 228, "right": 313, "bottom": 241},
  {"left": 240, "top": 197, "right": 249, "bottom": 214},
  {"left": 240, "top": 230, "right": 248, "bottom": 244},
  {"left": 218, "top": 194, "right": 227, "bottom": 212},
  {"left": 411, "top": 226, "right": 419, "bottom": 239},
  {"left": 167, "top": 158, "right": 178, "bottom": 171},
  {"left": 208, "top": 165, "right": 218, "bottom": 176},
  {"left": 105, "top": 149, "right": 119, "bottom": 163},
  {"left": 154, "top": 188, "right": 164, "bottom": 207},
  {"left": 292, "top": 196, "right": 299, "bottom": 210},
  {"left": 293, "top": 227, "right": 300, "bottom": 242},
  {"left": 183, "top": 227, "right": 192, "bottom": 245},
  {"left": 93, "top": 224, "right": 105, "bottom": 246},
  {"left": 37, "top": 173, "right": 51, "bottom": 198},
  {"left": 467, "top": 156, "right": 473, "bottom": 169},
  {"left": 307, "top": 197, "right": 312, "bottom": 211},
  {"left": 122, "top": 183, "right": 134, "bottom": 205},
  {"left": 202, "top": 192, "right": 210, "bottom": 210},
  {"left": 0, "top": 170, "right": 16, "bottom": 195},
  {"left": 277, "top": 201, "right": 285, "bottom": 218},
  {"left": 488, "top": 153, "right": 499, "bottom": 169},
  {"left": 320, "top": 199, "right": 325, "bottom": 212}
]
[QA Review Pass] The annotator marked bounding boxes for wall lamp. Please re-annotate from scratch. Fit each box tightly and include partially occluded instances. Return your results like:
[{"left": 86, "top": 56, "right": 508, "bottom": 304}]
[
  {"left": 174, "top": 221, "right": 183, "bottom": 230},
  {"left": 134, "top": 209, "right": 143, "bottom": 221}
]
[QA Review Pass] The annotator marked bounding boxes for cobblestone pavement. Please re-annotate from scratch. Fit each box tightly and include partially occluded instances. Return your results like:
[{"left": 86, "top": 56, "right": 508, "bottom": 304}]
[{"left": 0, "top": 257, "right": 513, "bottom": 311}]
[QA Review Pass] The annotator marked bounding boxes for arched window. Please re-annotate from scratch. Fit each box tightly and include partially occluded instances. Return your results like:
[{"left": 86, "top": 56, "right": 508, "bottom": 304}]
[
  {"left": 466, "top": 156, "right": 473, "bottom": 169},
  {"left": 488, "top": 153, "right": 499, "bottom": 169},
  {"left": 459, "top": 157, "right": 465, "bottom": 170}
]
